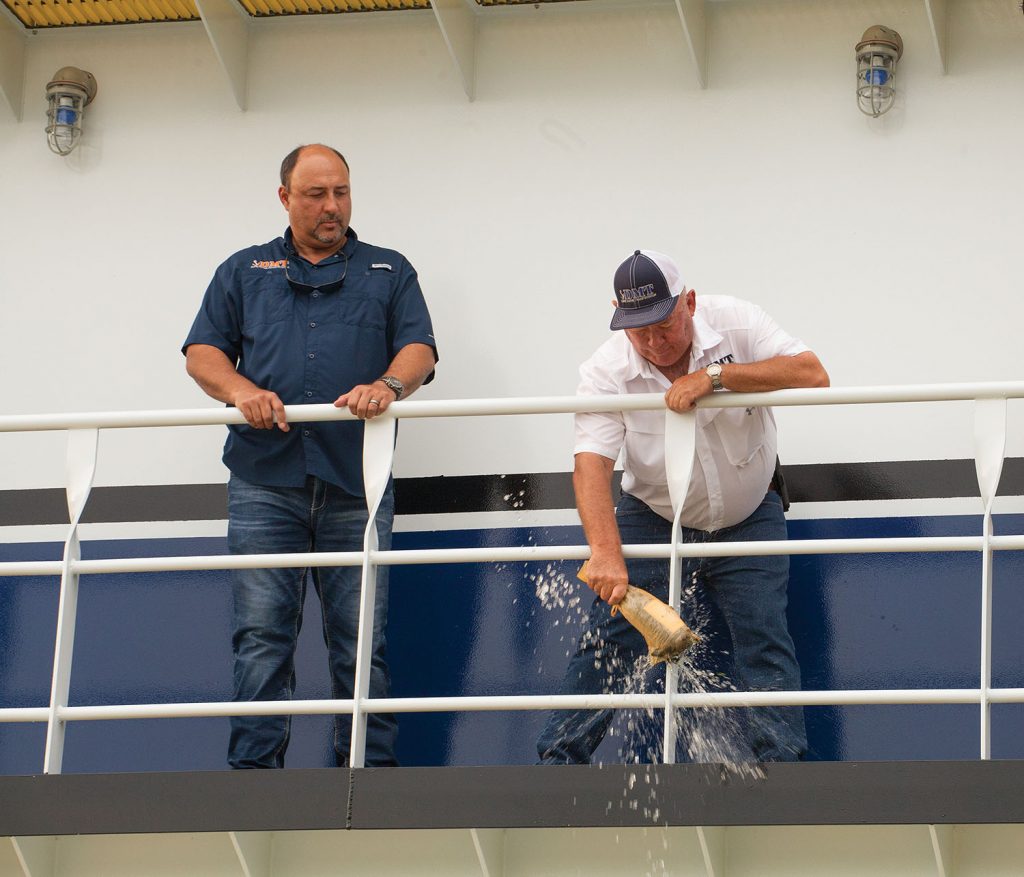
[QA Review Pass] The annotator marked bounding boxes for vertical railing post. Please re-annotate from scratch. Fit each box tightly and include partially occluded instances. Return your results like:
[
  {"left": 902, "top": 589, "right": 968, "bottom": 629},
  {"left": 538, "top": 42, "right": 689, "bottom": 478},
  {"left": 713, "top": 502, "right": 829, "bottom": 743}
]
[
  {"left": 349, "top": 415, "right": 397, "bottom": 769},
  {"left": 973, "top": 398, "right": 1006, "bottom": 759},
  {"left": 663, "top": 410, "right": 697, "bottom": 764},
  {"left": 43, "top": 428, "right": 99, "bottom": 774}
]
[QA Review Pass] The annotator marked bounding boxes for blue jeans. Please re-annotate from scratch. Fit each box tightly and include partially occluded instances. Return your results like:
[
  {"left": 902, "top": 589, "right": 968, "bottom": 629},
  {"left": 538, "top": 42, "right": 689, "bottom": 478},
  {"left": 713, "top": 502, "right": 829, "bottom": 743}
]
[
  {"left": 226, "top": 474, "right": 397, "bottom": 768},
  {"left": 537, "top": 491, "right": 807, "bottom": 764}
]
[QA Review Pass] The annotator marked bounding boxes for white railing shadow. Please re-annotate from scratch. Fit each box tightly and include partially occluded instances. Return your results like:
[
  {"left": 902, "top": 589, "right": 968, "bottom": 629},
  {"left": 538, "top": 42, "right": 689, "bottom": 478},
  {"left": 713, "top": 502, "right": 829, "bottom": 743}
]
[{"left": 1, "top": 381, "right": 1023, "bottom": 771}]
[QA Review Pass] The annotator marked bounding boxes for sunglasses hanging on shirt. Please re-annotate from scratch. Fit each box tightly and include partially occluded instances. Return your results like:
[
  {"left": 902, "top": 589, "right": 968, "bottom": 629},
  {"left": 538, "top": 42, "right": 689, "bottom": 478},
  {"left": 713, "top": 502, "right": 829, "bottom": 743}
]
[{"left": 284, "top": 252, "right": 348, "bottom": 295}]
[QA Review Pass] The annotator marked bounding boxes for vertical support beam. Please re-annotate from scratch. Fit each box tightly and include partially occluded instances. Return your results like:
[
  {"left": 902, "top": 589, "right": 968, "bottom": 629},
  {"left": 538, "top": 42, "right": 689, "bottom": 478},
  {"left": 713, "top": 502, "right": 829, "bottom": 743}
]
[
  {"left": 430, "top": 0, "right": 476, "bottom": 100},
  {"left": 696, "top": 826, "right": 725, "bottom": 877},
  {"left": 470, "top": 828, "right": 505, "bottom": 877},
  {"left": 195, "top": 0, "right": 250, "bottom": 110},
  {"left": 10, "top": 836, "right": 56, "bottom": 877},
  {"left": 349, "top": 415, "right": 396, "bottom": 768},
  {"left": 922, "top": 0, "right": 948, "bottom": 74},
  {"left": 0, "top": 6, "right": 26, "bottom": 121},
  {"left": 663, "top": 410, "right": 697, "bottom": 763},
  {"left": 230, "top": 831, "right": 272, "bottom": 877},
  {"left": 43, "top": 429, "right": 99, "bottom": 774},
  {"left": 673, "top": 0, "right": 708, "bottom": 89},
  {"left": 928, "top": 824, "right": 954, "bottom": 877},
  {"left": 973, "top": 398, "right": 1005, "bottom": 760}
]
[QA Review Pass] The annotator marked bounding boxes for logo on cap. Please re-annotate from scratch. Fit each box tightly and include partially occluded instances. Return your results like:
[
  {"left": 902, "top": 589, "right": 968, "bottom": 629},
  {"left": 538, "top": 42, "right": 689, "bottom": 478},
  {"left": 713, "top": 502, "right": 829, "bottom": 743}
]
[{"left": 619, "top": 283, "right": 658, "bottom": 306}]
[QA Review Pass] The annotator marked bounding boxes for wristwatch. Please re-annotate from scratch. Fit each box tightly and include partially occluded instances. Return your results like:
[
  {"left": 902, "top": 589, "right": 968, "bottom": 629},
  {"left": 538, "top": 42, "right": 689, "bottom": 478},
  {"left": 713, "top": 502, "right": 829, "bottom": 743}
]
[
  {"left": 379, "top": 375, "right": 405, "bottom": 400},
  {"left": 706, "top": 363, "right": 724, "bottom": 392}
]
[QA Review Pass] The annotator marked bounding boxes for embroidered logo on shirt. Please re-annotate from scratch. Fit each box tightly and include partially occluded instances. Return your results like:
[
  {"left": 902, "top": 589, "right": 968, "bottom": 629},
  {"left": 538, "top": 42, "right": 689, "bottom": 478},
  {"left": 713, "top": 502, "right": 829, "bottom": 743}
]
[
  {"left": 371, "top": 263, "right": 393, "bottom": 271},
  {"left": 251, "top": 259, "right": 287, "bottom": 270}
]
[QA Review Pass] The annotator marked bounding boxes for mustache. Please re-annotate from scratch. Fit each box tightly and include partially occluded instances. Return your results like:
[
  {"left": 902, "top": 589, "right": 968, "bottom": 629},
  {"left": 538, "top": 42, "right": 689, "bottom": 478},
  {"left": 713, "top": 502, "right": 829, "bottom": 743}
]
[{"left": 316, "top": 214, "right": 343, "bottom": 227}]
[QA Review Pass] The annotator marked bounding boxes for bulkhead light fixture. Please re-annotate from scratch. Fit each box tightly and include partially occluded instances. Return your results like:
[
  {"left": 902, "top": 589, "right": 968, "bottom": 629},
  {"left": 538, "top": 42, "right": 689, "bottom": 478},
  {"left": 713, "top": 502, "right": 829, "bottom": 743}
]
[
  {"left": 45, "top": 67, "right": 97, "bottom": 156},
  {"left": 855, "top": 26, "right": 903, "bottom": 117}
]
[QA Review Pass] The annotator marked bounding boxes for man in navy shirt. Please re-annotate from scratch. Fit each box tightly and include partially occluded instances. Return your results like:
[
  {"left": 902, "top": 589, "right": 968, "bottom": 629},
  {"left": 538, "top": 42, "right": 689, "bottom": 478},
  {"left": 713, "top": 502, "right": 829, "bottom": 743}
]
[{"left": 183, "top": 144, "right": 437, "bottom": 768}]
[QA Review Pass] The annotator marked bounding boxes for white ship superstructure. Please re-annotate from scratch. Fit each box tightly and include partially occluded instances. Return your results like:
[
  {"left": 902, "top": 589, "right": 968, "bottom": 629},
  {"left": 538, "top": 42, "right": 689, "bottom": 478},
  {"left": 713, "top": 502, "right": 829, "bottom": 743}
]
[{"left": 2, "top": 0, "right": 1024, "bottom": 873}]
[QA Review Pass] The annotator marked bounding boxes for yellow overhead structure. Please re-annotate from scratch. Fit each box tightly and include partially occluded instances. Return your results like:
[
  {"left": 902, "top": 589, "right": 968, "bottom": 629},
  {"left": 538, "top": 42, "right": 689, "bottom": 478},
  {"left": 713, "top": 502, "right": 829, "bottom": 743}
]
[
  {"left": 3, "top": 0, "right": 198, "bottom": 27},
  {"left": 0, "top": 0, "right": 434, "bottom": 27},
  {"left": 237, "top": 0, "right": 430, "bottom": 14},
  {"left": 0, "top": 0, "right": 573, "bottom": 27}
]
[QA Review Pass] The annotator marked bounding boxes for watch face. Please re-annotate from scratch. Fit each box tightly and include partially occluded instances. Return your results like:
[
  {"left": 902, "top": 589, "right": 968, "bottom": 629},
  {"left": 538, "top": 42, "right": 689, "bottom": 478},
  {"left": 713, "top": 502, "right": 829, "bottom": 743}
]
[{"left": 383, "top": 376, "right": 404, "bottom": 398}]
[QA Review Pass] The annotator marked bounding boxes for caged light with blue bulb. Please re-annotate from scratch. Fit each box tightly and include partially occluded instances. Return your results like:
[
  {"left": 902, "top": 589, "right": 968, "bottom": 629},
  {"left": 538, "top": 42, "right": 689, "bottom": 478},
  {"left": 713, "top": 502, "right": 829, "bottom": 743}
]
[
  {"left": 855, "top": 26, "right": 903, "bottom": 117},
  {"left": 45, "top": 67, "right": 98, "bottom": 156}
]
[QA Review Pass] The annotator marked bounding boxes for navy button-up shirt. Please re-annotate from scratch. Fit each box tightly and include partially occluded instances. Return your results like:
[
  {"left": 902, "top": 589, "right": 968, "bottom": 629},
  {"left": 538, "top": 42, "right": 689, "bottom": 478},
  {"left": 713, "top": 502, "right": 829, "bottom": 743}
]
[{"left": 183, "top": 227, "right": 437, "bottom": 496}]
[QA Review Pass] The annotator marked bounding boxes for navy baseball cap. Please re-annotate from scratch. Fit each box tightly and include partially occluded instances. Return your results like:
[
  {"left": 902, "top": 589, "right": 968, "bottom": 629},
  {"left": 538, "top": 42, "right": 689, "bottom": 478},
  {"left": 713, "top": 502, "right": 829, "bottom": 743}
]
[{"left": 610, "top": 249, "right": 684, "bottom": 330}]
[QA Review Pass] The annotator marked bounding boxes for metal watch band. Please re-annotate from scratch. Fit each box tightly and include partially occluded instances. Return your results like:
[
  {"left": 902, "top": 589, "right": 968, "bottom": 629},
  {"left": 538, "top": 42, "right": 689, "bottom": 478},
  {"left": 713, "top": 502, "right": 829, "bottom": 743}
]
[{"left": 380, "top": 375, "right": 404, "bottom": 400}]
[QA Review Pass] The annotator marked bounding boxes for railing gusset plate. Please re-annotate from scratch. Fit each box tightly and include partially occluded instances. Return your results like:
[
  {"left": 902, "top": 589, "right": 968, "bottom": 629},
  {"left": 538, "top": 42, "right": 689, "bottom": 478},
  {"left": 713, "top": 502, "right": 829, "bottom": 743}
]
[
  {"left": 974, "top": 398, "right": 1007, "bottom": 759},
  {"left": 349, "top": 416, "right": 397, "bottom": 768},
  {"left": 43, "top": 429, "right": 98, "bottom": 775},
  {"left": 663, "top": 410, "right": 697, "bottom": 764}
]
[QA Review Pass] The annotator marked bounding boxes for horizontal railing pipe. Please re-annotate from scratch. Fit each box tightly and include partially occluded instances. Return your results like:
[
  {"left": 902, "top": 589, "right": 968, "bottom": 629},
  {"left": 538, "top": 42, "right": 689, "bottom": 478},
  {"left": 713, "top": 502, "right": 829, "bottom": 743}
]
[
  {"left": 10, "top": 686, "right": 1024, "bottom": 725},
  {"left": 669, "top": 688, "right": 986, "bottom": 708},
  {"left": 58, "top": 699, "right": 356, "bottom": 721},
  {"left": 0, "top": 535, "right": 1007, "bottom": 579},
  {"left": 0, "top": 708, "right": 50, "bottom": 724},
  {"left": 5, "top": 381, "right": 1024, "bottom": 434},
  {"left": 57, "top": 693, "right": 666, "bottom": 721},
  {"left": 986, "top": 688, "right": 1024, "bottom": 703},
  {"left": 0, "top": 395, "right": 665, "bottom": 433}
]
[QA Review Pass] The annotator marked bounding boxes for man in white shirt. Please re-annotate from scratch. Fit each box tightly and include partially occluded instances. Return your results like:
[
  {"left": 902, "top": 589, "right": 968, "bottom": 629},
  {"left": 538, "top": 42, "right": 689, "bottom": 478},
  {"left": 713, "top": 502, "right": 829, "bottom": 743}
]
[{"left": 537, "top": 249, "right": 829, "bottom": 764}]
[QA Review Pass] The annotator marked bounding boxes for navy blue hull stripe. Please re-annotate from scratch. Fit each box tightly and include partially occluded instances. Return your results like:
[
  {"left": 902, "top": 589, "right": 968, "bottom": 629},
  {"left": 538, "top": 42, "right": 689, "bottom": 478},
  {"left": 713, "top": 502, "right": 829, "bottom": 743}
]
[{"left": 2, "top": 458, "right": 1022, "bottom": 526}]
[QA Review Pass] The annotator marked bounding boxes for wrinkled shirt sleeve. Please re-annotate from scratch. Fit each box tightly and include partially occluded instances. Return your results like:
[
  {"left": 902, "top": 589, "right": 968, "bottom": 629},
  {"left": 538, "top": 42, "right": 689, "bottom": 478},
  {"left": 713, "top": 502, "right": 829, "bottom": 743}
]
[
  {"left": 573, "top": 355, "right": 626, "bottom": 463},
  {"left": 748, "top": 302, "right": 809, "bottom": 361},
  {"left": 387, "top": 259, "right": 438, "bottom": 384},
  {"left": 182, "top": 259, "right": 242, "bottom": 361}
]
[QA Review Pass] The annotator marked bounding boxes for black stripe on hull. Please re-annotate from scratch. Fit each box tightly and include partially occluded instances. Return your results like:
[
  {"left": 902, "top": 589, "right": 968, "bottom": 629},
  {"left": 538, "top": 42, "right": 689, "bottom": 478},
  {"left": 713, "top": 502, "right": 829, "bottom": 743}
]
[{"left": 2, "top": 458, "right": 1022, "bottom": 527}]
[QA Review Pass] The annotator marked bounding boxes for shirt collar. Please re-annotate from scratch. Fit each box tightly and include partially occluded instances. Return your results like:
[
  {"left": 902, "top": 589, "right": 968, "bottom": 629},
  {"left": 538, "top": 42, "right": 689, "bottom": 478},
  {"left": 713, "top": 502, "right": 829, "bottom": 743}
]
[
  {"left": 623, "top": 339, "right": 657, "bottom": 382},
  {"left": 688, "top": 310, "right": 722, "bottom": 366},
  {"left": 619, "top": 306, "right": 725, "bottom": 380},
  {"left": 282, "top": 226, "right": 360, "bottom": 262}
]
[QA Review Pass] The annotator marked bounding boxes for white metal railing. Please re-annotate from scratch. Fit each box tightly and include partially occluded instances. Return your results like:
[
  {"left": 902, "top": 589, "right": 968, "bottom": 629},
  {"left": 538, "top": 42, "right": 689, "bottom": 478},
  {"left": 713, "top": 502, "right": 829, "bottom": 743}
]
[{"left": 1, "top": 381, "right": 1022, "bottom": 771}]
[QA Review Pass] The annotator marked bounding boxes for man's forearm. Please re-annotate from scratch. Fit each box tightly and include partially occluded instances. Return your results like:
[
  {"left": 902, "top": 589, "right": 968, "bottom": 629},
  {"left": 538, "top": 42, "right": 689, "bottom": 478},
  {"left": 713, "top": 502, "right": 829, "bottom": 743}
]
[
  {"left": 382, "top": 343, "right": 437, "bottom": 398},
  {"left": 186, "top": 343, "right": 287, "bottom": 430},
  {"left": 574, "top": 454, "right": 622, "bottom": 555},
  {"left": 716, "top": 351, "right": 829, "bottom": 393},
  {"left": 573, "top": 452, "right": 633, "bottom": 604},
  {"left": 185, "top": 344, "right": 256, "bottom": 405}
]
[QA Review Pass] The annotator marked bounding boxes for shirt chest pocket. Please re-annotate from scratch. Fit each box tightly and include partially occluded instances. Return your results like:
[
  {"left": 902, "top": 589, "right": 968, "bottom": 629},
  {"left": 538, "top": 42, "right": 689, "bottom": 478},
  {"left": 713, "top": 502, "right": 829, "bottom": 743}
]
[
  {"left": 241, "top": 275, "right": 293, "bottom": 331},
  {"left": 709, "top": 406, "right": 764, "bottom": 467},
  {"left": 622, "top": 410, "right": 666, "bottom": 485},
  {"left": 336, "top": 271, "right": 389, "bottom": 329}
]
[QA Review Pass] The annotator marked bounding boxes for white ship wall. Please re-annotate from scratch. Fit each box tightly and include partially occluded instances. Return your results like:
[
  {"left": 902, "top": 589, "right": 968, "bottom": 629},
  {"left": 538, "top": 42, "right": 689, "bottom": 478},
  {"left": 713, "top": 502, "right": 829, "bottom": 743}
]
[{"left": 1, "top": 0, "right": 1023, "bottom": 515}]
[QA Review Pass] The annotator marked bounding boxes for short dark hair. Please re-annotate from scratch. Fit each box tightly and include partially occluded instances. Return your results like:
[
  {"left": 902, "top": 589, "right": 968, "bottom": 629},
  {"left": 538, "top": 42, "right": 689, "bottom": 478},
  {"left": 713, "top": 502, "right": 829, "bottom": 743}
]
[{"left": 280, "top": 144, "right": 349, "bottom": 190}]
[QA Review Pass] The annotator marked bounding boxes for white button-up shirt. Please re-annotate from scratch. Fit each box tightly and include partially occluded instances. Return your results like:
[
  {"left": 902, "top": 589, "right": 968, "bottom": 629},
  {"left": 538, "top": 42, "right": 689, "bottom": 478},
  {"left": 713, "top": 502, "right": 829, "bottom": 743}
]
[{"left": 574, "top": 295, "right": 810, "bottom": 531}]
